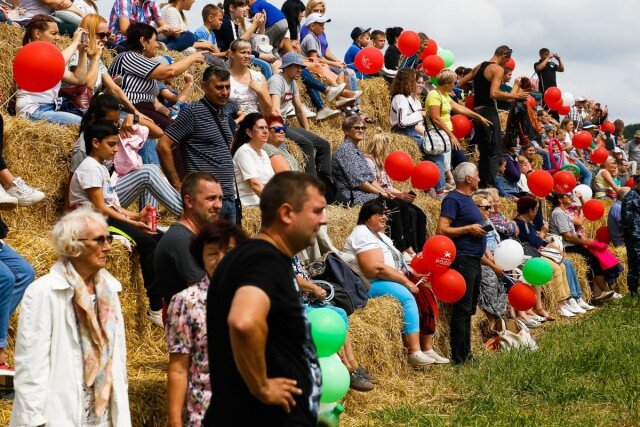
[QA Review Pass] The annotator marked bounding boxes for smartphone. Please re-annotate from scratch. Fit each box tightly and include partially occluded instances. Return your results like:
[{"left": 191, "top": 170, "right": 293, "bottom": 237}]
[
  {"left": 482, "top": 224, "right": 494, "bottom": 232},
  {"left": 81, "top": 32, "right": 88, "bottom": 45}
]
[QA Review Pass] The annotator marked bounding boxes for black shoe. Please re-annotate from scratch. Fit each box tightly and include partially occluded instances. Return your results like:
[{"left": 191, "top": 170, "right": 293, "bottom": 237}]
[
  {"left": 349, "top": 371, "right": 374, "bottom": 392},
  {"left": 354, "top": 366, "right": 378, "bottom": 384}
]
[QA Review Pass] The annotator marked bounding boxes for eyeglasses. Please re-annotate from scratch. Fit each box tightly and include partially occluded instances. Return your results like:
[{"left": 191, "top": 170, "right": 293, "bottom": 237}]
[
  {"left": 79, "top": 235, "right": 113, "bottom": 246},
  {"left": 269, "top": 125, "right": 287, "bottom": 133},
  {"left": 351, "top": 126, "right": 367, "bottom": 131},
  {"left": 476, "top": 205, "right": 492, "bottom": 210},
  {"left": 97, "top": 32, "right": 111, "bottom": 40}
]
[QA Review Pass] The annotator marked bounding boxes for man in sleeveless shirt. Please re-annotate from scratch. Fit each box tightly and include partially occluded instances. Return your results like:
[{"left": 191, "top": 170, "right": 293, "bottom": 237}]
[{"left": 458, "top": 45, "right": 529, "bottom": 187}]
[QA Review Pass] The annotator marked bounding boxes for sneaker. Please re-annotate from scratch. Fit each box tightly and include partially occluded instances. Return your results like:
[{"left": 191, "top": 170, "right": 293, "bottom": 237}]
[
  {"left": 316, "top": 107, "right": 341, "bottom": 121},
  {"left": 0, "top": 186, "right": 18, "bottom": 209},
  {"left": 530, "top": 314, "right": 547, "bottom": 323},
  {"left": 326, "top": 83, "right": 347, "bottom": 102},
  {"left": 335, "top": 97, "right": 357, "bottom": 108},
  {"left": 558, "top": 304, "right": 576, "bottom": 318},
  {"left": 6, "top": 177, "right": 45, "bottom": 207},
  {"left": 577, "top": 298, "right": 596, "bottom": 311},
  {"left": 612, "top": 292, "right": 624, "bottom": 300},
  {"left": 521, "top": 318, "right": 542, "bottom": 328},
  {"left": 283, "top": 104, "right": 295, "bottom": 118},
  {"left": 353, "top": 366, "right": 378, "bottom": 384},
  {"left": 567, "top": 299, "right": 586, "bottom": 314},
  {"left": 408, "top": 350, "right": 435, "bottom": 368},
  {"left": 592, "top": 290, "right": 614, "bottom": 303},
  {"left": 349, "top": 370, "right": 374, "bottom": 392},
  {"left": 422, "top": 349, "right": 450, "bottom": 364},
  {"left": 147, "top": 309, "right": 163, "bottom": 327},
  {"left": 302, "top": 104, "right": 316, "bottom": 118},
  {"left": 352, "top": 90, "right": 363, "bottom": 100},
  {"left": 0, "top": 362, "right": 15, "bottom": 377}
]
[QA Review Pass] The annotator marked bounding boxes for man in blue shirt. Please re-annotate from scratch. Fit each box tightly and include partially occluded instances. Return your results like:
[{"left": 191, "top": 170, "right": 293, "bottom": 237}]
[
  {"left": 622, "top": 176, "right": 640, "bottom": 296},
  {"left": 437, "top": 162, "right": 487, "bottom": 364},
  {"left": 608, "top": 187, "right": 629, "bottom": 247},
  {"left": 249, "top": 0, "right": 289, "bottom": 54}
]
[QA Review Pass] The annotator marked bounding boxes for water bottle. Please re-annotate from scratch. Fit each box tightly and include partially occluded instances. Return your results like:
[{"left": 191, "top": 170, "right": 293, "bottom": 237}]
[
  {"left": 170, "top": 105, "right": 181, "bottom": 120},
  {"left": 317, "top": 404, "right": 344, "bottom": 427}
]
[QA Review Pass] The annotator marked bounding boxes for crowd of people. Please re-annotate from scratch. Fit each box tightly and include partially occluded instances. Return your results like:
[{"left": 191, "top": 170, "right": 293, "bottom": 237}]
[{"left": 0, "top": 0, "right": 639, "bottom": 425}]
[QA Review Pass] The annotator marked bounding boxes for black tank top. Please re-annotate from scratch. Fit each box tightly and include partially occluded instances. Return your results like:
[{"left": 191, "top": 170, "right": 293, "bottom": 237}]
[{"left": 473, "top": 61, "right": 495, "bottom": 107}]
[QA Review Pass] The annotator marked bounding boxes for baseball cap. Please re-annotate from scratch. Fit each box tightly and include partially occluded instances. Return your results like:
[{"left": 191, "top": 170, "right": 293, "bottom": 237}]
[
  {"left": 582, "top": 121, "right": 596, "bottom": 130},
  {"left": 350, "top": 27, "right": 371, "bottom": 40},
  {"left": 575, "top": 96, "right": 586, "bottom": 102},
  {"left": 281, "top": 52, "right": 307, "bottom": 69},
  {"left": 305, "top": 12, "right": 331, "bottom": 26}
]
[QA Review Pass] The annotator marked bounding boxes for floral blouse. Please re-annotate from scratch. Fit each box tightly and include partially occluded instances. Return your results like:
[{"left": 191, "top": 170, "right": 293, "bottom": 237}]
[
  {"left": 331, "top": 140, "right": 378, "bottom": 206},
  {"left": 165, "top": 276, "right": 211, "bottom": 427}
]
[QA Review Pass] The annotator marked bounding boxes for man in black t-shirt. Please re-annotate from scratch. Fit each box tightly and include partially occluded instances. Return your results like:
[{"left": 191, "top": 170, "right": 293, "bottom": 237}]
[
  {"left": 205, "top": 172, "right": 326, "bottom": 426},
  {"left": 534, "top": 48, "right": 565, "bottom": 119}
]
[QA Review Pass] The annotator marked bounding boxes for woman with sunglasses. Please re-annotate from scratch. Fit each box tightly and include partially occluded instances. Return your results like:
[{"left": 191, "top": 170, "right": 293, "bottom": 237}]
[
  {"left": 230, "top": 113, "right": 275, "bottom": 207},
  {"left": 263, "top": 114, "right": 299, "bottom": 172},
  {"left": 69, "top": 119, "right": 164, "bottom": 327}
]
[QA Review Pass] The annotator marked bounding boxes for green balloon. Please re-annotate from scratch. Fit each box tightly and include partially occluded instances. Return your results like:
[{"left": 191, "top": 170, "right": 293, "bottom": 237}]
[
  {"left": 308, "top": 308, "right": 347, "bottom": 357},
  {"left": 438, "top": 49, "right": 455, "bottom": 68},
  {"left": 431, "top": 77, "right": 439, "bottom": 86},
  {"left": 319, "top": 355, "right": 350, "bottom": 403},
  {"left": 522, "top": 258, "right": 553, "bottom": 286}
]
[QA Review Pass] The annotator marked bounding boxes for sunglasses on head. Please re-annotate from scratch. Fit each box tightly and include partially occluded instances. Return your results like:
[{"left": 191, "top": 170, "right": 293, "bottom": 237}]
[
  {"left": 270, "top": 125, "right": 287, "bottom": 133},
  {"left": 79, "top": 235, "right": 113, "bottom": 246}
]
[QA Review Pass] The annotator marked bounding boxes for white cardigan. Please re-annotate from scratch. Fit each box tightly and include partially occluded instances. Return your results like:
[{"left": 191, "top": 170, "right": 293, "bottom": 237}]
[
  {"left": 10, "top": 262, "right": 131, "bottom": 427},
  {"left": 390, "top": 94, "right": 424, "bottom": 129}
]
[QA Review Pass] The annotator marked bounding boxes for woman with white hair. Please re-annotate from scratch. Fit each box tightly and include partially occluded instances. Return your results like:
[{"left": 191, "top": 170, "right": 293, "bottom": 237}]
[{"left": 10, "top": 206, "right": 131, "bottom": 427}]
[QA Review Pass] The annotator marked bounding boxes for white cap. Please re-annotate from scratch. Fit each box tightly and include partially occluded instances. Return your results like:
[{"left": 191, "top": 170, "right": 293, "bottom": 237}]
[
  {"left": 575, "top": 96, "right": 586, "bottom": 102},
  {"left": 305, "top": 13, "right": 331, "bottom": 26}
]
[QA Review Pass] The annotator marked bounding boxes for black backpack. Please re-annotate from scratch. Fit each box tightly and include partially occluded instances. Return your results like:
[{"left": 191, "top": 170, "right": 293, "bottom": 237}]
[{"left": 307, "top": 253, "right": 370, "bottom": 315}]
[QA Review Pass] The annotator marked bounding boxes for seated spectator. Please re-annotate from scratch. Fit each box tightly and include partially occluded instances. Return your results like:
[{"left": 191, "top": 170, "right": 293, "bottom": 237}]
[
  {"left": 153, "top": 57, "right": 194, "bottom": 114},
  {"left": 19, "top": 0, "right": 84, "bottom": 35},
  {"left": 344, "top": 199, "right": 448, "bottom": 367},
  {"left": 159, "top": 0, "right": 199, "bottom": 53},
  {"left": 108, "top": 0, "right": 175, "bottom": 47},
  {"left": 594, "top": 156, "right": 620, "bottom": 199},
  {"left": 389, "top": 68, "right": 426, "bottom": 147},
  {"left": 608, "top": 186, "right": 629, "bottom": 247},
  {"left": 166, "top": 219, "right": 246, "bottom": 426},
  {"left": 16, "top": 16, "right": 87, "bottom": 126},
  {"left": 108, "top": 22, "right": 204, "bottom": 131},
  {"left": 515, "top": 155, "right": 532, "bottom": 194},
  {"left": 344, "top": 26, "right": 376, "bottom": 79},
  {"left": 399, "top": 32, "right": 427, "bottom": 69},
  {"left": 228, "top": 39, "right": 272, "bottom": 115},
  {"left": 280, "top": 0, "right": 305, "bottom": 44},
  {"left": 263, "top": 114, "right": 299, "bottom": 172},
  {"left": 495, "top": 157, "right": 520, "bottom": 198},
  {"left": 193, "top": 4, "right": 227, "bottom": 65},
  {"left": 68, "top": 119, "right": 164, "bottom": 325},
  {"left": 481, "top": 188, "right": 519, "bottom": 239},
  {"left": 248, "top": 0, "right": 290, "bottom": 54},
  {"left": 230, "top": 113, "right": 275, "bottom": 207},
  {"left": 520, "top": 142, "right": 547, "bottom": 171},
  {"left": 370, "top": 29, "right": 385, "bottom": 50},
  {"left": 268, "top": 52, "right": 332, "bottom": 180},
  {"left": 384, "top": 26, "right": 403, "bottom": 70}
]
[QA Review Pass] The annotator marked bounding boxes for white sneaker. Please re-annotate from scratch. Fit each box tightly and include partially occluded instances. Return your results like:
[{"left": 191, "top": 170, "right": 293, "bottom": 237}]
[
  {"left": 352, "top": 90, "right": 363, "bottom": 100},
  {"left": 6, "top": 177, "right": 45, "bottom": 206},
  {"left": 422, "top": 349, "right": 450, "bottom": 364},
  {"left": 612, "top": 292, "right": 624, "bottom": 300},
  {"left": 558, "top": 304, "right": 576, "bottom": 318},
  {"left": 408, "top": 350, "right": 435, "bottom": 368},
  {"left": 0, "top": 186, "right": 18, "bottom": 209},
  {"left": 302, "top": 104, "right": 316, "bottom": 118},
  {"left": 283, "top": 104, "right": 295, "bottom": 118},
  {"left": 326, "top": 83, "right": 347, "bottom": 102},
  {"left": 147, "top": 309, "right": 163, "bottom": 327},
  {"left": 577, "top": 298, "right": 596, "bottom": 311},
  {"left": 316, "top": 107, "right": 341, "bottom": 121},
  {"left": 567, "top": 299, "right": 586, "bottom": 314},
  {"left": 335, "top": 97, "right": 357, "bottom": 108}
]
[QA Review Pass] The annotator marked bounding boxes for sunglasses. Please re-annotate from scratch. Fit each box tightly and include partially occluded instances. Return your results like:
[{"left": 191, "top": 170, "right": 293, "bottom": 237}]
[
  {"left": 270, "top": 125, "right": 287, "bottom": 133},
  {"left": 97, "top": 32, "right": 111, "bottom": 40},
  {"left": 79, "top": 235, "right": 113, "bottom": 246},
  {"left": 351, "top": 126, "right": 367, "bottom": 131},
  {"left": 476, "top": 205, "right": 492, "bottom": 210}
]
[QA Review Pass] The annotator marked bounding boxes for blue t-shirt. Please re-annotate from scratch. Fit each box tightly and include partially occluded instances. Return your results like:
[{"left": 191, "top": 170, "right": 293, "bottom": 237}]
[
  {"left": 194, "top": 25, "right": 216, "bottom": 44},
  {"left": 250, "top": 0, "right": 285, "bottom": 28},
  {"left": 344, "top": 43, "right": 375, "bottom": 79},
  {"left": 440, "top": 190, "right": 486, "bottom": 257}
]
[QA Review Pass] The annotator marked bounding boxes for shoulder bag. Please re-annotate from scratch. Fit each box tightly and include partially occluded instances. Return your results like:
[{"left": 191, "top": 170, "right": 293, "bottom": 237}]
[
  {"left": 59, "top": 84, "right": 93, "bottom": 111},
  {"left": 422, "top": 92, "right": 451, "bottom": 155},
  {"left": 492, "top": 318, "right": 538, "bottom": 351}
]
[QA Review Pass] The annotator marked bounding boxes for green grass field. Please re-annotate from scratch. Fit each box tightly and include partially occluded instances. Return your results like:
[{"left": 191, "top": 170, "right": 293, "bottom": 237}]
[{"left": 363, "top": 297, "right": 640, "bottom": 427}]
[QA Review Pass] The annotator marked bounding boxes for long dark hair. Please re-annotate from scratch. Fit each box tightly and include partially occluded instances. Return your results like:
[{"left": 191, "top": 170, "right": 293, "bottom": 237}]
[
  {"left": 79, "top": 93, "right": 121, "bottom": 136},
  {"left": 230, "top": 112, "right": 264, "bottom": 156},
  {"left": 385, "top": 27, "right": 403, "bottom": 46},
  {"left": 281, "top": 0, "right": 306, "bottom": 41}
]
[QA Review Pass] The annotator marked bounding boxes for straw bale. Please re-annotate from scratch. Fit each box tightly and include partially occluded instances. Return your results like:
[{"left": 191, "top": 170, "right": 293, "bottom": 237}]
[
  {"left": 0, "top": 25, "right": 23, "bottom": 108},
  {"left": 609, "top": 245, "right": 628, "bottom": 293}
]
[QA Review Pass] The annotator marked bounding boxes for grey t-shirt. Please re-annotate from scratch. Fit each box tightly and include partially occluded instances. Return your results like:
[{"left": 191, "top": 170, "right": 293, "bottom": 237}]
[
  {"left": 300, "top": 33, "right": 323, "bottom": 58},
  {"left": 262, "top": 143, "right": 300, "bottom": 171},
  {"left": 548, "top": 207, "right": 576, "bottom": 248},
  {"left": 153, "top": 223, "right": 206, "bottom": 302},
  {"left": 267, "top": 73, "right": 299, "bottom": 117}
]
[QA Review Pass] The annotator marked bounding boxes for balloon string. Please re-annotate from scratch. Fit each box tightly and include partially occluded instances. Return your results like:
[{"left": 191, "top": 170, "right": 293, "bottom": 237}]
[{"left": 0, "top": 90, "right": 17, "bottom": 110}]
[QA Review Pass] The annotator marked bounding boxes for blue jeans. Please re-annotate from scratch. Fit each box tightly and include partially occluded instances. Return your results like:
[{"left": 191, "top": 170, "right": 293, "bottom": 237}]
[
  {"left": 425, "top": 153, "right": 446, "bottom": 191},
  {"left": 369, "top": 280, "right": 419, "bottom": 334},
  {"left": 305, "top": 304, "right": 349, "bottom": 328},
  {"left": 301, "top": 69, "right": 326, "bottom": 110},
  {"left": 0, "top": 244, "right": 35, "bottom": 348},
  {"left": 562, "top": 259, "right": 582, "bottom": 299},
  {"left": 164, "top": 31, "right": 196, "bottom": 52},
  {"left": 29, "top": 103, "right": 82, "bottom": 125},
  {"left": 251, "top": 57, "right": 273, "bottom": 80},
  {"left": 536, "top": 149, "right": 552, "bottom": 170},
  {"left": 220, "top": 198, "right": 237, "bottom": 224},
  {"left": 573, "top": 159, "right": 592, "bottom": 185},
  {"left": 138, "top": 139, "right": 160, "bottom": 166},
  {"left": 392, "top": 127, "right": 423, "bottom": 148}
]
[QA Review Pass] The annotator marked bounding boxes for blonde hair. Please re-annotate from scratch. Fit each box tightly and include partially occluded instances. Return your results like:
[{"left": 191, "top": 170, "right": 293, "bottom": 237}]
[
  {"left": 305, "top": 0, "right": 325, "bottom": 16},
  {"left": 363, "top": 129, "right": 393, "bottom": 170},
  {"left": 516, "top": 155, "right": 529, "bottom": 165},
  {"left": 436, "top": 68, "right": 456, "bottom": 85},
  {"left": 472, "top": 193, "right": 489, "bottom": 206},
  {"left": 79, "top": 14, "right": 106, "bottom": 57},
  {"left": 484, "top": 187, "right": 499, "bottom": 201}
]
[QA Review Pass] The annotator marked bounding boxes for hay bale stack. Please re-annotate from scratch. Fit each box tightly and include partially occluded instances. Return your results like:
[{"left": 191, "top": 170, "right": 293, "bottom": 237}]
[{"left": 0, "top": 25, "right": 23, "bottom": 105}]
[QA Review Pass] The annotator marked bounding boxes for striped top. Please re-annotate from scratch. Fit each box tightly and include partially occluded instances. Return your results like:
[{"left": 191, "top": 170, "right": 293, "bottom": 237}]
[
  {"left": 108, "top": 51, "right": 160, "bottom": 104},
  {"left": 164, "top": 98, "right": 236, "bottom": 199}
]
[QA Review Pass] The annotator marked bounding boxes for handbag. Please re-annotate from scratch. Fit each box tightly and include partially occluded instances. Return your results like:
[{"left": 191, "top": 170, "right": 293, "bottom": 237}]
[
  {"left": 422, "top": 126, "right": 451, "bottom": 155},
  {"left": 59, "top": 84, "right": 93, "bottom": 111},
  {"left": 113, "top": 125, "right": 148, "bottom": 176},
  {"left": 540, "top": 247, "right": 563, "bottom": 263},
  {"left": 492, "top": 318, "right": 538, "bottom": 351},
  {"left": 312, "top": 279, "right": 356, "bottom": 314}
]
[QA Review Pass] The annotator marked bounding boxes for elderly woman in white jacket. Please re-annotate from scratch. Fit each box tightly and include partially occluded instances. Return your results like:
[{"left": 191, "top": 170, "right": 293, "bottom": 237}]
[{"left": 10, "top": 206, "right": 130, "bottom": 427}]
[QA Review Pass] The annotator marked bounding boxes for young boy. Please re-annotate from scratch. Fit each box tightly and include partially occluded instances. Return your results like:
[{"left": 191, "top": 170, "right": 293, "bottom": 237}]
[
  {"left": 370, "top": 29, "right": 386, "bottom": 50},
  {"left": 194, "top": 4, "right": 226, "bottom": 65},
  {"left": 344, "top": 26, "right": 376, "bottom": 79}
]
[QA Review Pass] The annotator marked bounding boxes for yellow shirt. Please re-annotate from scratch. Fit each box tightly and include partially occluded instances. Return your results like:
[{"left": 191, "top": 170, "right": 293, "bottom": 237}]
[{"left": 425, "top": 90, "right": 452, "bottom": 131}]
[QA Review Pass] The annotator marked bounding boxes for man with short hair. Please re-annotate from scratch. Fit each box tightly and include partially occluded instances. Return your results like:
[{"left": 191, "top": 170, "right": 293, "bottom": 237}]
[
  {"left": 622, "top": 176, "right": 640, "bottom": 296},
  {"left": 437, "top": 162, "right": 487, "bottom": 364},
  {"left": 458, "top": 46, "right": 529, "bottom": 187},
  {"left": 608, "top": 186, "right": 630, "bottom": 247},
  {"left": 158, "top": 66, "right": 238, "bottom": 222},
  {"left": 370, "top": 30, "right": 386, "bottom": 50},
  {"left": 153, "top": 172, "right": 223, "bottom": 305},
  {"left": 205, "top": 171, "right": 325, "bottom": 425},
  {"left": 534, "top": 48, "right": 565, "bottom": 96}
]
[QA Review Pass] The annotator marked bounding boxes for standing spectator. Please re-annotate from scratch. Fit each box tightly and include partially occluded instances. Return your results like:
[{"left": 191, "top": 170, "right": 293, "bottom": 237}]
[
  {"left": 534, "top": 48, "right": 565, "bottom": 110},
  {"left": 10, "top": 207, "right": 131, "bottom": 426},
  {"left": 370, "top": 29, "right": 385, "bottom": 49},
  {"left": 384, "top": 26, "right": 403, "bottom": 70},
  {"left": 248, "top": 0, "right": 290, "bottom": 54},
  {"left": 608, "top": 186, "right": 629, "bottom": 247},
  {"left": 458, "top": 46, "right": 529, "bottom": 187},
  {"left": 154, "top": 172, "right": 223, "bottom": 305},
  {"left": 268, "top": 52, "right": 332, "bottom": 180},
  {"left": 436, "top": 162, "right": 486, "bottom": 365},
  {"left": 204, "top": 172, "right": 324, "bottom": 425},
  {"left": 622, "top": 176, "right": 640, "bottom": 296},
  {"left": 108, "top": 0, "right": 175, "bottom": 45},
  {"left": 158, "top": 66, "right": 239, "bottom": 223},
  {"left": 159, "top": 0, "right": 199, "bottom": 53}
]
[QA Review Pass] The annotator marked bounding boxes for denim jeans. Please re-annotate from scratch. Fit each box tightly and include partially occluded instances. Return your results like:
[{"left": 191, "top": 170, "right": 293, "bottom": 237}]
[
  {"left": 425, "top": 153, "right": 446, "bottom": 191},
  {"left": 251, "top": 57, "right": 273, "bottom": 80},
  {"left": 536, "top": 149, "right": 552, "bottom": 170},
  {"left": 301, "top": 69, "right": 326, "bottom": 110},
  {"left": 220, "top": 198, "right": 237, "bottom": 224},
  {"left": 138, "top": 139, "right": 160, "bottom": 166},
  {"left": 392, "top": 127, "right": 423, "bottom": 148},
  {"left": 0, "top": 243, "right": 35, "bottom": 348},
  {"left": 573, "top": 159, "right": 592, "bottom": 185},
  {"left": 369, "top": 280, "right": 419, "bottom": 334},
  {"left": 562, "top": 259, "right": 582, "bottom": 299},
  {"left": 164, "top": 31, "right": 196, "bottom": 52},
  {"left": 29, "top": 103, "right": 82, "bottom": 125}
]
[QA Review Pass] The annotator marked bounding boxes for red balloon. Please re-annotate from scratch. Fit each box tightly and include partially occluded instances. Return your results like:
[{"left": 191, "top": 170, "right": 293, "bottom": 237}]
[
  {"left": 419, "top": 39, "right": 438, "bottom": 60},
  {"left": 583, "top": 199, "right": 605, "bottom": 221},
  {"left": 543, "top": 87, "right": 562, "bottom": 105},
  {"left": 508, "top": 283, "right": 536, "bottom": 311},
  {"left": 527, "top": 170, "right": 554, "bottom": 198},
  {"left": 430, "top": 269, "right": 466, "bottom": 303},
  {"left": 527, "top": 96, "right": 536, "bottom": 108},
  {"left": 595, "top": 226, "right": 611, "bottom": 245},
  {"left": 410, "top": 252, "right": 429, "bottom": 274},
  {"left": 505, "top": 58, "right": 516, "bottom": 70},
  {"left": 547, "top": 97, "right": 564, "bottom": 111},
  {"left": 626, "top": 177, "right": 634, "bottom": 187},
  {"left": 411, "top": 161, "right": 440, "bottom": 190},
  {"left": 397, "top": 31, "right": 421, "bottom": 57},
  {"left": 464, "top": 94, "right": 475, "bottom": 110},
  {"left": 553, "top": 170, "right": 577, "bottom": 194},
  {"left": 384, "top": 151, "right": 414, "bottom": 182},
  {"left": 572, "top": 131, "right": 593, "bottom": 149},
  {"left": 557, "top": 104, "right": 571, "bottom": 115},
  {"left": 590, "top": 146, "right": 609, "bottom": 165},
  {"left": 422, "top": 55, "right": 445, "bottom": 77},
  {"left": 601, "top": 120, "right": 615, "bottom": 133},
  {"left": 451, "top": 115, "right": 472, "bottom": 139},
  {"left": 421, "top": 235, "right": 456, "bottom": 274},
  {"left": 13, "top": 41, "right": 65, "bottom": 92},
  {"left": 354, "top": 46, "right": 384, "bottom": 75}
]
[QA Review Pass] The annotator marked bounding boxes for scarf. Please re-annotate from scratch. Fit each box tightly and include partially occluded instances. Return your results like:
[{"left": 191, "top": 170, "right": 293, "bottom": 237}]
[{"left": 61, "top": 261, "right": 117, "bottom": 418}]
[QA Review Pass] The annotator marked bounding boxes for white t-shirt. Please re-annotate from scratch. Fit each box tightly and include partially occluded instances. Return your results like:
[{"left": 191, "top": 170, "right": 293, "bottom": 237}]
[
  {"left": 15, "top": 82, "right": 61, "bottom": 117},
  {"left": 69, "top": 156, "right": 119, "bottom": 208},
  {"left": 72, "top": 0, "right": 98, "bottom": 14},
  {"left": 68, "top": 53, "right": 108, "bottom": 93},
  {"left": 268, "top": 73, "right": 299, "bottom": 117},
  {"left": 229, "top": 69, "right": 264, "bottom": 114},
  {"left": 343, "top": 224, "right": 403, "bottom": 276},
  {"left": 233, "top": 143, "right": 275, "bottom": 207}
]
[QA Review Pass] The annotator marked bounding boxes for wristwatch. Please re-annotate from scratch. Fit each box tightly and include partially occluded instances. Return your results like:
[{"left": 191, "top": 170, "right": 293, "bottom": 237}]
[{"left": 133, "top": 113, "right": 139, "bottom": 125}]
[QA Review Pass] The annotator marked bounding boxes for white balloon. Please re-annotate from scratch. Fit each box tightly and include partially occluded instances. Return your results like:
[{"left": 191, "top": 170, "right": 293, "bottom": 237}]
[
  {"left": 561, "top": 92, "right": 575, "bottom": 107},
  {"left": 494, "top": 239, "right": 525, "bottom": 271},
  {"left": 573, "top": 184, "right": 593, "bottom": 205}
]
